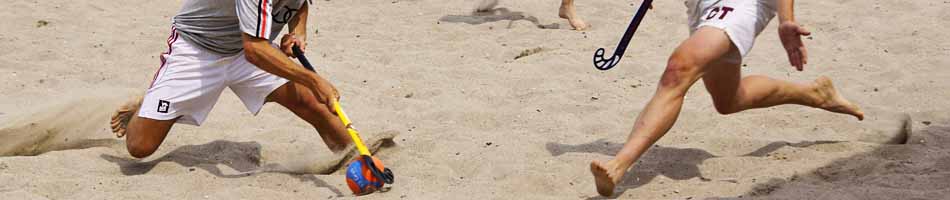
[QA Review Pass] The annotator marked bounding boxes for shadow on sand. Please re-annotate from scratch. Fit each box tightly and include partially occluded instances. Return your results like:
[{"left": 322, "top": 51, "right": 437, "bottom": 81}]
[
  {"left": 710, "top": 123, "right": 950, "bottom": 200},
  {"left": 548, "top": 139, "right": 858, "bottom": 199},
  {"left": 438, "top": 7, "right": 559, "bottom": 29},
  {"left": 547, "top": 139, "right": 716, "bottom": 198},
  {"left": 100, "top": 140, "right": 344, "bottom": 196}
]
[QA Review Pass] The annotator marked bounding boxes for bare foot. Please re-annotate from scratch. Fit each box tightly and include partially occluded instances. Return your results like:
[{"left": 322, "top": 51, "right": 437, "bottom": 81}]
[
  {"left": 812, "top": 76, "right": 864, "bottom": 120},
  {"left": 590, "top": 159, "right": 625, "bottom": 197},
  {"left": 559, "top": 3, "right": 589, "bottom": 30},
  {"left": 111, "top": 95, "right": 143, "bottom": 138}
]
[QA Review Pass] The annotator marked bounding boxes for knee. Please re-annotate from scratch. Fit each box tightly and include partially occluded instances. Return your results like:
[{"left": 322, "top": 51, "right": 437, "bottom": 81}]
[
  {"left": 125, "top": 135, "right": 158, "bottom": 158},
  {"left": 127, "top": 140, "right": 157, "bottom": 158},
  {"left": 712, "top": 101, "right": 740, "bottom": 115},
  {"left": 659, "top": 53, "right": 701, "bottom": 91}
]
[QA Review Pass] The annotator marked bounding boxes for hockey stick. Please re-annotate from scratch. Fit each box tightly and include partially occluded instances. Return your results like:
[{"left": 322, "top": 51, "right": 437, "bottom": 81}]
[
  {"left": 292, "top": 46, "right": 394, "bottom": 184},
  {"left": 592, "top": 0, "right": 654, "bottom": 70}
]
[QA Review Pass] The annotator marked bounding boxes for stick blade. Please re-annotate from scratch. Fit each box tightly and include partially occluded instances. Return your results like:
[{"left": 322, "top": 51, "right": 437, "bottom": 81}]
[{"left": 593, "top": 48, "right": 620, "bottom": 70}]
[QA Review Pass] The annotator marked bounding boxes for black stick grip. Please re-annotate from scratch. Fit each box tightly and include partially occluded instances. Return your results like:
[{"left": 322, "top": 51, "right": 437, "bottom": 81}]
[
  {"left": 292, "top": 46, "right": 315, "bottom": 72},
  {"left": 612, "top": 0, "right": 653, "bottom": 58}
]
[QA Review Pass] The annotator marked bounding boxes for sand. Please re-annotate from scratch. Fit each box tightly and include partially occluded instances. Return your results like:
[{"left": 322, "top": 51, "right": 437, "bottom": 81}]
[{"left": 1, "top": 0, "right": 949, "bottom": 199}]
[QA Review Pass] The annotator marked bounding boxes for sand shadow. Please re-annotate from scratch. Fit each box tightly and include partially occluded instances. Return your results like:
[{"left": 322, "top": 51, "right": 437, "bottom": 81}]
[
  {"left": 100, "top": 140, "right": 343, "bottom": 196},
  {"left": 546, "top": 139, "right": 717, "bottom": 198},
  {"left": 549, "top": 139, "right": 857, "bottom": 199},
  {"left": 438, "top": 7, "right": 559, "bottom": 29},
  {"left": 713, "top": 123, "right": 950, "bottom": 199},
  {"left": 741, "top": 140, "right": 844, "bottom": 157}
]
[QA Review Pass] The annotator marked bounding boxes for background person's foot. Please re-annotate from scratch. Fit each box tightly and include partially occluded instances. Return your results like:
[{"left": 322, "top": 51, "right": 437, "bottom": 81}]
[
  {"left": 559, "top": 4, "right": 589, "bottom": 30},
  {"left": 110, "top": 95, "right": 142, "bottom": 138},
  {"left": 590, "top": 159, "right": 624, "bottom": 197},
  {"left": 813, "top": 76, "right": 864, "bottom": 120}
]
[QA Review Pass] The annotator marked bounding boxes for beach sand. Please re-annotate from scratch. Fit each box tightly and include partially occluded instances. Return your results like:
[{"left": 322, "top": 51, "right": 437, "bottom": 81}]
[{"left": 1, "top": 0, "right": 949, "bottom": 199}]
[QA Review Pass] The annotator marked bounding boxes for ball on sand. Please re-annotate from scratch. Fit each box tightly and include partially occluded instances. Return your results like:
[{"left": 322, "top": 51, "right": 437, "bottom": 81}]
[{"left": 345, "top": 156, "right": 385, "bottom": 195}]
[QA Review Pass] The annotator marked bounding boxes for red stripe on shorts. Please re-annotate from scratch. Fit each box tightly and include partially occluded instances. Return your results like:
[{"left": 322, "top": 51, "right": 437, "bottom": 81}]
[{"left": 149, "top": 26, "right": 179, "bottom": 89}]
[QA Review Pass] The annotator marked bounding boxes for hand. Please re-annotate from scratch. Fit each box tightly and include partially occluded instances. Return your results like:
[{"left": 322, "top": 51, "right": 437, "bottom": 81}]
[
  {"left": 310, "top": 76, "right": 341, "bottom": 114},
  {"left": 778, "top": 21, "right": 811, "bottom": 71},
  {"left": 280, "top": 33, "right": 306, "bottom": 58}
]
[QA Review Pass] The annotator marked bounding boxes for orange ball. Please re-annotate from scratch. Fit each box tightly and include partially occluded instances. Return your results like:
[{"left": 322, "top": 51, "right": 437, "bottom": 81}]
[{"left": 345, "top": 156, "right": 385, "bottom": 195}]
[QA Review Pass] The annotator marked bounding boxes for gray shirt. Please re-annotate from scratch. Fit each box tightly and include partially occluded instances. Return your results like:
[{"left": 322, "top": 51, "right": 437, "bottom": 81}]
[{"left": 173, "top": 0, "right": 307, "bottom": 55}]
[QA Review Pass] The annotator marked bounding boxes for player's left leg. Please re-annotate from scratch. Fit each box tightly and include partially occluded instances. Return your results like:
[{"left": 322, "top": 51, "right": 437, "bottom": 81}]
[
  {"left": 702, "top": 59, "right": 864, "bottom": 119},
  {"left": 228, "top": 48, "right": 352, "bottom": 153},
  {"left": 265, "top": 82, "right": 352, "bottom": 152}
]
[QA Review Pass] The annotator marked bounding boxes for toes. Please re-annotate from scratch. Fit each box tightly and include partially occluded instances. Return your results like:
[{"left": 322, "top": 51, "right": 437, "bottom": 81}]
[
  {"left": 112, "top": 128, "right": 125, "bottom": 138},
  {"left": 590, "top": 161, "right": 616, "bottom": 197},
  {"left": 570, "top": 20, "right": 590, "bottom": 31}
]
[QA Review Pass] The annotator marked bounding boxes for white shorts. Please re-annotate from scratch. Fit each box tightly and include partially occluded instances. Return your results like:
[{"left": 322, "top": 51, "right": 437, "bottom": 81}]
[
  {"left": 138, "top": 27, "right": 289, "bottom": 126},
  {"left": 685, "top": 0, "right": 777, "bottom": 62}
]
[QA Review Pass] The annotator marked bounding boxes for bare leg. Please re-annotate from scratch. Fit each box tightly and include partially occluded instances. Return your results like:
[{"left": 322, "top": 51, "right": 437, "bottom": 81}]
[
  {"left": 590, "top": 27, "right": 865, "bottom": 196},
  {"left": 266, "top": 82, "right": 352, "bottom": 153},
  {"left": 590, "top": 27, "right": 737, "bottom": 197},
  {"left": 559, "top": 0, "right": 589, "bottom": 30},
  {"left": 702, "top": 60, "right": 864, "bottom": 119},
  {"left": 110, "top": 96, "right": 177, "bottom": 158}
]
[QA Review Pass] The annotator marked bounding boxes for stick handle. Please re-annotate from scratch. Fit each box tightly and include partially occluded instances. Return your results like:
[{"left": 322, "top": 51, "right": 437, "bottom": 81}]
[
  {"left": 333, "top": 100, "right": 372, "bottom": 155},
  {"left": 612, "top": 0, "right": 654, "bottom": 57},
  {"left": 292, "top": 46, "right": 316, "bottom": 72},
  {"left": 292, "top": 46, "right": 372, "bottom": 156}
]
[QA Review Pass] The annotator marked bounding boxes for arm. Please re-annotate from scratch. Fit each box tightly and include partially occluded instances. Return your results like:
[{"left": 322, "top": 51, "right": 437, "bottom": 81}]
[
  {"left": 280, "top": 3, "right": 309, "bottom": 57},
  {"left": 777, "top": 0, "right": 795, "bottom": 23},
  {"left": 243, "top": 33, "right": 338, "bottom": 111},
  {"left": 777, "top": 0, "right": 811, "bottom": 71}
]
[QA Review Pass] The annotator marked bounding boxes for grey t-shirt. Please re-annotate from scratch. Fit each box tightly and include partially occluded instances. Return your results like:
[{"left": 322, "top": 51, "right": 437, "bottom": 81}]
[{"left": 173, "top": 0, "right": 307, "bottom": 55}]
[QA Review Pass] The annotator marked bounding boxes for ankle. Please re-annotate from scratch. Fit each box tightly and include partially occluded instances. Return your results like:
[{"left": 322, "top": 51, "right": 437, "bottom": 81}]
[{"left": 608, "top": 159, "right": 633, "bottom": 171}]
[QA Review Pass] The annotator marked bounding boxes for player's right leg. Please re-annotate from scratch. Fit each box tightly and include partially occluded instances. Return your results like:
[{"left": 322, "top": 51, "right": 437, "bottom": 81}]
[
  {"left": 111, "top": 99, "right": 177, "bottom": 158},
  {"left": 589, "top": 27, "right": 735, "bottom": 197},
  {"left": 111, "top": 27, "right": 228, "bottom": 158}
]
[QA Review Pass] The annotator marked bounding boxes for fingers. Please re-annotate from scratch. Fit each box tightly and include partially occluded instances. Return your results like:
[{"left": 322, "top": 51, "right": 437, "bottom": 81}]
[
  {"left": 280, "top": 38, "right": 295, "bottom": 57},
  {"left": 791, "top": 55, "right": 798, "bottom": 70},
  {"left": 311, "top": 85, "right": 339, "bottom": 115},
  {"left": 295, "top": 39, "right": 306, "bottom": 52},
  {"left": 331, "top": 85, "right": 341, "bottom": 101},
  {"left": 800, "top": 46, "right": 808, "bottom": 65},
  {"left": 280, "top": 33, "right": 301, "bottom": 57},
  {"left": 786, "top": 49, "right": 803, "bottom": 71},
  {"left": 794, "top": 51, "right": 803, "bottom": 71},
  {"left": 798, "top": 26, "right": 811, "bottom": 36},
  {"left": 326, "top": 96, "right": 338, "bottom": 115},
  {"left": 798, "top": 29, "right": 809, "bottom": 66}
]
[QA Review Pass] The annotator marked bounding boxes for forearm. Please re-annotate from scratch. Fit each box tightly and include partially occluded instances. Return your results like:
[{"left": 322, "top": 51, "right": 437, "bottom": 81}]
[
  {"left": 777, "top": 0, "right": 795, "bottom": 23},
  {"left": 242, "top": 34, "right": 321, "bottom": 89},
  {"left": 288, "top": 3, "right": 308, "bottom": 38}
]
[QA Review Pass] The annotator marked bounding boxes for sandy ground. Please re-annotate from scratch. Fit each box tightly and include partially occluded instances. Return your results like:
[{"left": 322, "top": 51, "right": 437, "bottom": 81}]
[{"left": 1, "top": 0, "right": 949, "bottom": 199}]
